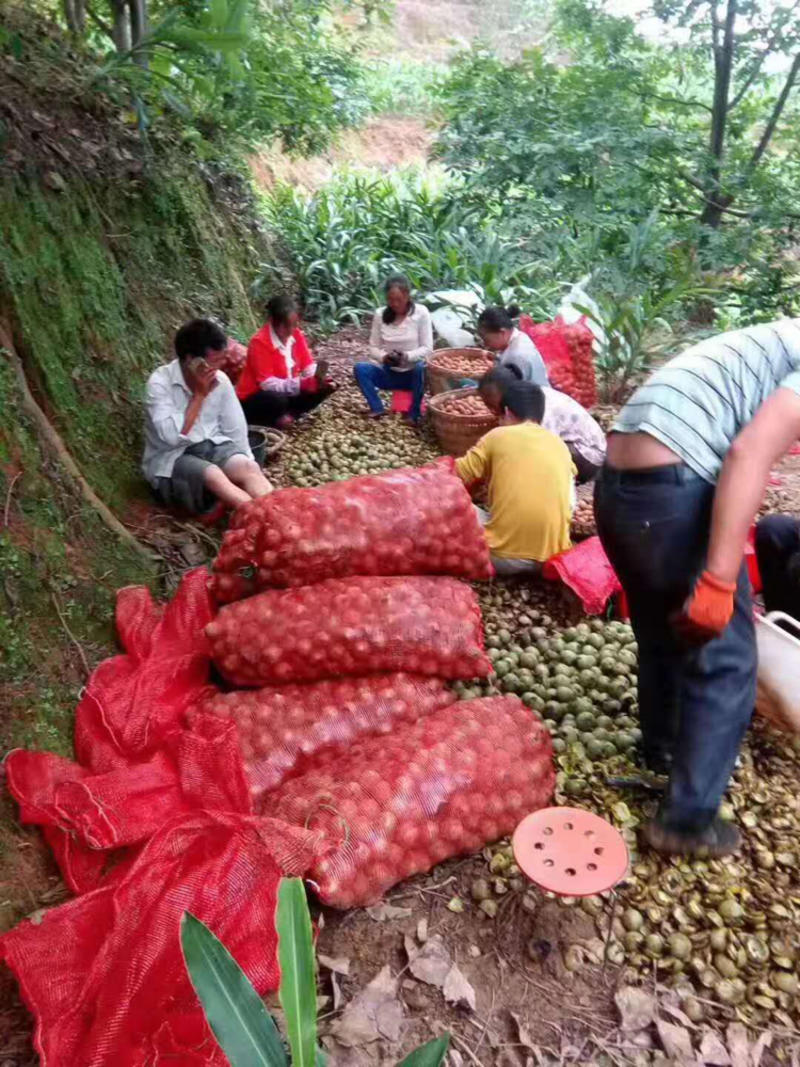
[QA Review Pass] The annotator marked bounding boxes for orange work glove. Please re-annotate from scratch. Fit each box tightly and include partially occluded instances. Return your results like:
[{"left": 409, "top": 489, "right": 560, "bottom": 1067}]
[{"left": 674, "top": 570, "right": 736, "bottom": 645}]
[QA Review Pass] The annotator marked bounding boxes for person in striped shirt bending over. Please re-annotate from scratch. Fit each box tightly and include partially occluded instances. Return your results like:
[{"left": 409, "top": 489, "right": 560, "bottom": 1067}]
[{"left": 595, "top": 318, "right": 800, "bottom": 857}]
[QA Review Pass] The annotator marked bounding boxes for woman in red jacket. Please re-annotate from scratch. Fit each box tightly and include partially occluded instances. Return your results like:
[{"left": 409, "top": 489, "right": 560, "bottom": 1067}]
[{"left": 237, "top": 295, "right": 332, "bottom": 428}]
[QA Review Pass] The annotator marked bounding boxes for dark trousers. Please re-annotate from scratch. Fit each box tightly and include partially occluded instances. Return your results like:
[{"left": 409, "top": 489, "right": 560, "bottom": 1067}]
[
  {"left": 594, "top": 464, "right": 756, "bottom": 832},
  {"left": 353, "top": 362, "right": 426, "bottom": 420},
  {"left": 755, "top": 515, "right": 800, "bottom": 618},
  {"left": 568, "top": 445, "right": 601, "bottom": 485},
  {"left": 240, "top": 386, "right": 331, "bottom": 427}
]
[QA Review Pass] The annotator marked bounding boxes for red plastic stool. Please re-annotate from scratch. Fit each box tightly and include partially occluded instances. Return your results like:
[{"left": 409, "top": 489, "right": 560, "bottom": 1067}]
[
  {"left": 512, "top": 807, "right": 629, "bottom": 967},
  {"left": 390, "top": 390, "right": 413, "bottom": 414}
]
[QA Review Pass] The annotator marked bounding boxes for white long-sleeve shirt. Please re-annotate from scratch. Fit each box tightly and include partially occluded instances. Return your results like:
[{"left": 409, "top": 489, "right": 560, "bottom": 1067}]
[
  {"left": 368, "top": 304, "right": 433, "bottom": 370},
  {"left": 142, "top": 358, "right": 252, "bottom": 484}
]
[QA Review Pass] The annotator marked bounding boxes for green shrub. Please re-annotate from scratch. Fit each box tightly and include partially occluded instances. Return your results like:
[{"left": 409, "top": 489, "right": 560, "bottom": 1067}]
[{"left": 257, "top": 170, "right": 559, "bottom": 329}]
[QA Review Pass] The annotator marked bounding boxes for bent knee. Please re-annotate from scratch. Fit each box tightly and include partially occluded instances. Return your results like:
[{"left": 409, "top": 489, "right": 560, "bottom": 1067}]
[
  {"left": 237, "top": 457, "right": 261, "bottom": 477},
  {"left": 202, "top": 463, "right": 227, "bottom": 488}
]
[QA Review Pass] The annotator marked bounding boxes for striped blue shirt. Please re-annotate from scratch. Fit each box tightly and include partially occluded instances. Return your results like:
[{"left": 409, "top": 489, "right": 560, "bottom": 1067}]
[{"left": 613, "top": 319, "right": 800, "bottom": 483}]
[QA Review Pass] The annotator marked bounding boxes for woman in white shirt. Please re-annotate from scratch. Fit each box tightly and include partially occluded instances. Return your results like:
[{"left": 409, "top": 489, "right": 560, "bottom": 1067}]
[
  {"left": 354, "top": 275, "right": 433, "bottom": 425},
  {"left": 477, "top": 306, "right": 549, "bottom": 386}
]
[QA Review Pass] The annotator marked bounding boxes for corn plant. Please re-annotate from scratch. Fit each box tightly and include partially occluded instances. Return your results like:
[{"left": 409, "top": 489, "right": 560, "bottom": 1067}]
[
  {"left": 256, "top": 171, "right": 557, "bottom": 330},
  {"left": 181, "top": 878, "right": 450, "bottom": 1066}
]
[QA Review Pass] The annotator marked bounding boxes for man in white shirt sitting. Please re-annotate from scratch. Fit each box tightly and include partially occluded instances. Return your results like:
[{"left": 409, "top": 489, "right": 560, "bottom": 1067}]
[{"left": 142, "top": 319, "right": 272, "bottom": 517}]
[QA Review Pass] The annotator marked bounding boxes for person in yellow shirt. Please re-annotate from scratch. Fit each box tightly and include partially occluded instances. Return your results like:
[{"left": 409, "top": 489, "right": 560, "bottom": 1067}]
[{"left": 456, "top": 381, "right": 574, "bottom": 575}]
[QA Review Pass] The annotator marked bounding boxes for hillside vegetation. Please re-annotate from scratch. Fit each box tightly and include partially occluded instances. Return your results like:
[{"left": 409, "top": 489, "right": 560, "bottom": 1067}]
[{"left": 0, "top": 13, "right": 276, "bottom": 769}]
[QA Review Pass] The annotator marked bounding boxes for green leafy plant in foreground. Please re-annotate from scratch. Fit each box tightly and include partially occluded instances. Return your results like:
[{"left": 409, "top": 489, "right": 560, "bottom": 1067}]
[{"left": 181, "top": 878, "right": 450, "bottom": 1066}]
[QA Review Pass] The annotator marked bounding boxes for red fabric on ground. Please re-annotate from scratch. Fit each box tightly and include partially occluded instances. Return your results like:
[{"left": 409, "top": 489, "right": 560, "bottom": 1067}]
[
  {"left": 74, "top": 568, "right": 214, "bottom": 773},
  {"left": 543, "top": 535, "right": 622, "bottom": 615},
  {"left": 5, "top": 568, "right": 218, "bottom": 893},
  {"left": 1, "top": 812, "right": 317, "bottom": 1067},
  {"left": 6, "top": 716, "right": 250, "bottom": 852}
]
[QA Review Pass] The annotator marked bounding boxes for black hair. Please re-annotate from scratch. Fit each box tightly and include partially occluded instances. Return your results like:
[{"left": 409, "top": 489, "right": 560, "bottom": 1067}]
[
  {"left": 501, "top": 380, "right": 545, "bottom": 422},
  {"left": 479, "top": 365, "right": 522, "bottom": 395},
  {"left": 174, "top": 318, "right": 227, "bottom": 362},
  {"left": 266, "top": 293, "right": 297, "bottom": 328},
  {"left": 477, "top": 305, "right": 521, "bottom": 333},
  {"left": 382, "top": 274, "right": 414, "bottom": 325}
]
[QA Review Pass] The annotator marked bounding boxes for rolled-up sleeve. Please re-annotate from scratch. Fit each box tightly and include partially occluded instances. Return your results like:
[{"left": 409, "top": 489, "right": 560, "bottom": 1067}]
[
  {"left": 145, "top": 376, "right": 196, "bottom": 447},
  {"left": 217, "top": 377, "right": 254, "bottom": 459}
]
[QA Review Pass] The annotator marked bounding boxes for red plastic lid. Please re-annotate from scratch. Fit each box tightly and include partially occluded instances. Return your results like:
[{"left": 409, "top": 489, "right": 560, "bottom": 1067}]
[{"left": 512, "top": 806, "right": 629, "bottom": 897}]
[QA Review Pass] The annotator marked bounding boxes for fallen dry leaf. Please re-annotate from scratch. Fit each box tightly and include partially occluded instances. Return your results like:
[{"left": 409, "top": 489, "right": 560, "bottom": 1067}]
[
  {"left": 662, "top": 1001, "right": 699, "bottom": 1030},
  {"left": 443, "top": 963, "right": 476, "bottom": 1011},
  {"left": 750, "top": 1030, "right": 772, "bottom": 1067},
  {"left": 510, "top": 1011, "right": 537, "bottom": 1054},
  {"left": 405, "top": 934, "right": 451, "bottom": 988},
  {"left": 365, "top": 902, "right": 412, "bottom": 922},
  {"left": 726, "top": 1022, "right": 750, "bottom": 1067},
  {"left": 318, "top": 954, "right": 350, "bottom": 976},
  {"left": 656, "top": 1019, "right": 694, "bottom": 1062},
  {"left": 615, "top": 987, "right": 656, "bottom": 1032},
  {"left": 699, "top": 1028, "right": 731, "bottom": 1066},
  {"left": 331, "top": 971, "right": 343, "bottom": 1011},
  {"left": 332, "top": 966, "right": 404, "bottom": 1047}
]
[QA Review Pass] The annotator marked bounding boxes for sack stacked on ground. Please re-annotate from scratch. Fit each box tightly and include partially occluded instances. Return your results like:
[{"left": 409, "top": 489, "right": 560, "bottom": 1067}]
[
  {"left": 520, "top": 314, "right": 597, "bottom": 409},
  {"left": 206, "top": 575, "right": 492, "bottom": 687},
  {"left": 267, "top": 695, "right": 555, "bottom": 908},
  {"left": 196, "top": 674, "right": 456, "bottom": 802},
  {"left": 210, "top": 458, "right": 492, "bottom": 603}
]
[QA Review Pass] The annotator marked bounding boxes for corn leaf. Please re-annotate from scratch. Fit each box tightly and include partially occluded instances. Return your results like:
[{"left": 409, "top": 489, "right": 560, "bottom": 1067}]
[
  {"left": 277, "top": 878, "right": 318, "bottom": 1067},
  {"left": 180, "top": 911, "right": 288, "bottom": 1066},
  {"left": 397, "top": 1034, "right": 451, "bottom": 1066}
]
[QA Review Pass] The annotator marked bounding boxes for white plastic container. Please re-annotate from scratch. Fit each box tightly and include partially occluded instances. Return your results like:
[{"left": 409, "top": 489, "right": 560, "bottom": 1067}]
[{"left": 755, "top": 611, "right": 800, "bottom": 734}]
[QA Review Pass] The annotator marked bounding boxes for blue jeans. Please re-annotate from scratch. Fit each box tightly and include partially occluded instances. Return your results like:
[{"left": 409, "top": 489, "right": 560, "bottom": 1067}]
[
  {"left": 353, "top": 362, "right": 426, "bottom": 419},
  {"left": 594, "top": 464, "right": 756, "bottom": 832},
  {"left": 755, "top": 514, "right": 800, "bottom": 617}
]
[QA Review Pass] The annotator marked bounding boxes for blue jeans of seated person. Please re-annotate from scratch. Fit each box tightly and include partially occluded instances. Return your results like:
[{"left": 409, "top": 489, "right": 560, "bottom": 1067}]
[
  {"left": 594, "top": 464, "right": 756, "bottom": 833},
  {"left": 353, "top": 361, "right": 426, "bottom": 420},
  {"left": 755, "top": 514, "right": 800, "bottom": 618}
]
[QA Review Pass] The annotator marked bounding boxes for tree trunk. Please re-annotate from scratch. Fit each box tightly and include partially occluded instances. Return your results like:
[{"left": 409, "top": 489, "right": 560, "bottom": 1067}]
[
  {"left": 749, "top": 52, "right": 800, "bottom": 171},
  {"left": 129, "top": 0, "right": 149, "bottom": 67},
  {"left": 701, "top": 0, "right": 737, "bottom": 228},
  {"left": 63, "top": 0, "right": 86, "bottom": 34},
  {"left": 110, "top": 0, "right": 131, "bottom": 52}
]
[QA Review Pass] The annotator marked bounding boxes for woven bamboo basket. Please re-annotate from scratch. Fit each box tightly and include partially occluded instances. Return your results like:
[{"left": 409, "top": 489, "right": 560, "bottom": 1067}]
[
  {"left": 428, "top": 387, "right": 498, "bottom": 457},
  {"left": 427, "top": 348, "right": 494, "bottom": 396}
]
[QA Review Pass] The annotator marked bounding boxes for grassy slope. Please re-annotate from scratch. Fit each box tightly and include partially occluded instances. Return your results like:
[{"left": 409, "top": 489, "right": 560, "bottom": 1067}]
[
  {"left": 0, "top": 166, "right": 270, "bottom": 760},
  {"left": 0, "top": 101, "right": 280, "bottom": 948}
]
